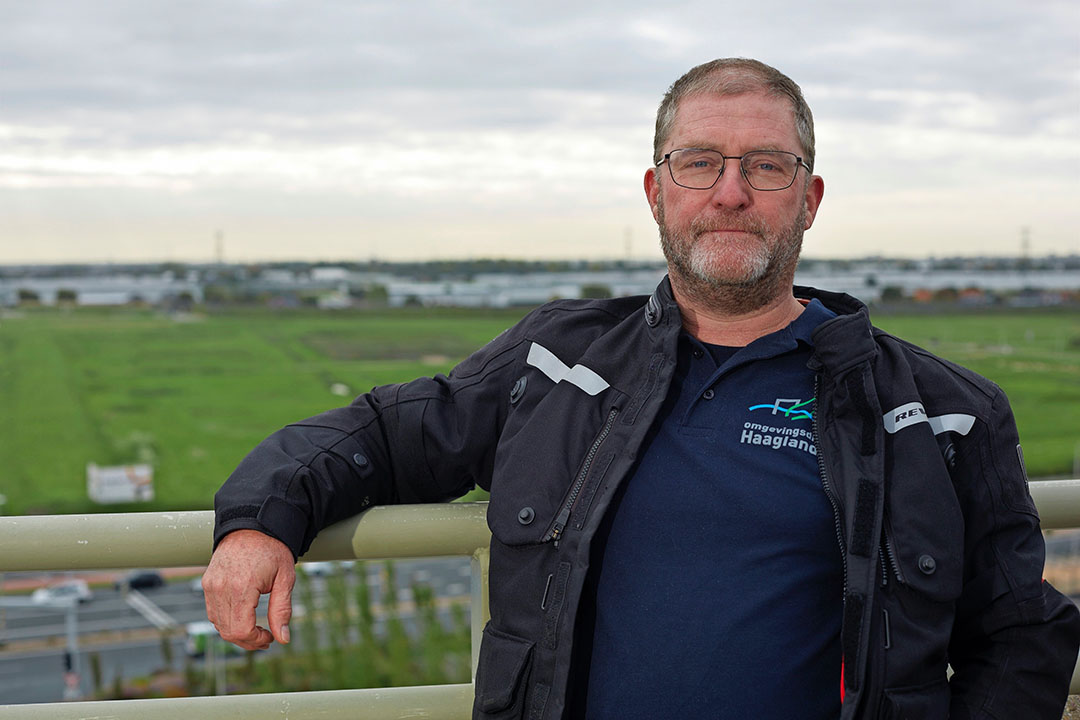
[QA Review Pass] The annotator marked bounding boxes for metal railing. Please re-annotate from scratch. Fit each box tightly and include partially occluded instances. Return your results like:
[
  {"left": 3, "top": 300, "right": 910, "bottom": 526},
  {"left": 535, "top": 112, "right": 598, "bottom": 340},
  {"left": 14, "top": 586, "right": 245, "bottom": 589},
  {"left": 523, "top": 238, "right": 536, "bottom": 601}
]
[
  {"left": 1, "top": 479, "right": 1080, "bottom": 718},
  {"left": 0, "top": 503, "right": 490, "bottom": 719}
]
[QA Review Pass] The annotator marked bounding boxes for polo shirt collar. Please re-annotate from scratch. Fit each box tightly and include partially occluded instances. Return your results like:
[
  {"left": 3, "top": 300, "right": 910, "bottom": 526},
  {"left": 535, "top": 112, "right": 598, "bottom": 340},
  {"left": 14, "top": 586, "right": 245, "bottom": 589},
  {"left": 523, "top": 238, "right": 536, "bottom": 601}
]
[{"left": 683, "top": 297, "right": 836, "bottom": 376}]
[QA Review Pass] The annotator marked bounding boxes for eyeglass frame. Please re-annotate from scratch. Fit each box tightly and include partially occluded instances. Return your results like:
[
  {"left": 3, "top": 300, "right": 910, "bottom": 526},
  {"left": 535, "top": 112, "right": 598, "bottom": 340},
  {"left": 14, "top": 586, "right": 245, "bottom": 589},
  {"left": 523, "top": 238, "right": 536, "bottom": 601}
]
[{"left": 655, "top": 148, "right": 812, "bottom": 192}]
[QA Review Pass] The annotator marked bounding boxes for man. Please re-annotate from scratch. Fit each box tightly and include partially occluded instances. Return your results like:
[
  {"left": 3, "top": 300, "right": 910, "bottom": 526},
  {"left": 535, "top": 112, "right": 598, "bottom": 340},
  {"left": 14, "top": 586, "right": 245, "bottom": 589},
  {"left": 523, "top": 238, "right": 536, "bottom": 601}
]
[{"left": 203, "top": 59, "right": 1080, "bottom": 719}]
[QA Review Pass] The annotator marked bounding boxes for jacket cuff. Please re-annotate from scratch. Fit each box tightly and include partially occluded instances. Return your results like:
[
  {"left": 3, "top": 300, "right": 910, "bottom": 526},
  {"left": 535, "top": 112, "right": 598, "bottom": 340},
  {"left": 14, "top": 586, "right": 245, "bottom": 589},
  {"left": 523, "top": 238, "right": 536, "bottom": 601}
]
[{"left": 212, "top": 495, "right": 310, "bottom": 559}]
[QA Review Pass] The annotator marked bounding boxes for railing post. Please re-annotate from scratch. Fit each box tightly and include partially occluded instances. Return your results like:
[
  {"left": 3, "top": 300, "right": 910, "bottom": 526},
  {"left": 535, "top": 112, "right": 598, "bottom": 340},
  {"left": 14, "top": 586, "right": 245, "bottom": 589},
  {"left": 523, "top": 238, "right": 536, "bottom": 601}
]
[
  {"left": 63, "top": 600, "right": 83, "bottom": 700},
  {"left": 471, "top": 545, "right": 490, "bottom": 680}
]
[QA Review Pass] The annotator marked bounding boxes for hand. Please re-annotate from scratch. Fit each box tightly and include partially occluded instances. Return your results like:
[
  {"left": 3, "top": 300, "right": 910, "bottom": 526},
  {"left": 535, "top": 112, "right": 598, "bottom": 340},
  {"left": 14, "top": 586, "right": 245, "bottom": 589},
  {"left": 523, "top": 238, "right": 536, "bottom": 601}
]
[{"left": 202, "top": 529, "right": 296, "bottom": 650}]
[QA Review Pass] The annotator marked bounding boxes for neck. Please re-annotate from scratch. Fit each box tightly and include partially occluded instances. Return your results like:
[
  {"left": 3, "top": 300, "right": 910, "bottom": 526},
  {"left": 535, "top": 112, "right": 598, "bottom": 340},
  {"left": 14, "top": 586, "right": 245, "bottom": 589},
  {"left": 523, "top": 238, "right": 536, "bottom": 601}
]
[{"left": 670, "top": 276, "right": 805, "bottom": 346}]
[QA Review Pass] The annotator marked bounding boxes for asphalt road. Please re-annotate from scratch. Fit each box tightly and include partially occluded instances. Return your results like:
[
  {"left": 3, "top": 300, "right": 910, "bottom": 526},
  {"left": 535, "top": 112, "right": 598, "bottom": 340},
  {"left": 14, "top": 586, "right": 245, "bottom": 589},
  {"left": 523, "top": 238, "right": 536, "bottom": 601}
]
[{"left": 0, "top": 557, "right": 473, "bottom": 705}]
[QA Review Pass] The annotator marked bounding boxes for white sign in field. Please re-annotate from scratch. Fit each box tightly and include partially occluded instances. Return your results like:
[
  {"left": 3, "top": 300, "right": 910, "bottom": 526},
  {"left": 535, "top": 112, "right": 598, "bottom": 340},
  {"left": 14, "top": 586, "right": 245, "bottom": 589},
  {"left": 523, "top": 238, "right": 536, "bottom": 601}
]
[{"left": 86, "top": 463, "right": 154, "bottom": 504}]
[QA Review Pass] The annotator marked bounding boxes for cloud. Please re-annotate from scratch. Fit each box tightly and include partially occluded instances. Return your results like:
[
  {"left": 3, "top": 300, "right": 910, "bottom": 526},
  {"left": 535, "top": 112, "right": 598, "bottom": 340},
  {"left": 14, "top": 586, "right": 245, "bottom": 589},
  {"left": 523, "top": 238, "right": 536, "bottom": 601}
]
[{"left": 0, "top": 0, "right": 1076, "bottom": 261}]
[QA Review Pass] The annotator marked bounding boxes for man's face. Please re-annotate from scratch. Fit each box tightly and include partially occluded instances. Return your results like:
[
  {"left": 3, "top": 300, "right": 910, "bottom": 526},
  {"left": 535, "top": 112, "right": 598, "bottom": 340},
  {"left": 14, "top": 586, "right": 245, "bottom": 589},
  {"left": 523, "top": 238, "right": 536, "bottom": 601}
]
[{"left": 644, "top": 91, "right": 824, "bottom": 301}]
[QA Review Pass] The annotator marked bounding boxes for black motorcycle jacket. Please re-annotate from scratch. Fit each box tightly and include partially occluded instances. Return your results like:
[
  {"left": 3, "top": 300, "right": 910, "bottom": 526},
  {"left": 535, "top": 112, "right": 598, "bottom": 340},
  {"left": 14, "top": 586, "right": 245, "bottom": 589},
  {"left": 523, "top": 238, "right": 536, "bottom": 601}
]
[{"left": 214, "top": 279, "right": 1080, "bottom": 719}]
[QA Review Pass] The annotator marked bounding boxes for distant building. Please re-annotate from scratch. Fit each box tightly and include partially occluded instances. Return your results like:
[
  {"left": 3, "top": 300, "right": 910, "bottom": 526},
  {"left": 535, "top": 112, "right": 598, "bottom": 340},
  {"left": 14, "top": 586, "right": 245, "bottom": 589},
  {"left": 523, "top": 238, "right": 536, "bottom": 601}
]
[
  {"left": 1, "top": 257, "right": 1077, "bottom": 310},
  {"left": 0, "top": 272, "right": 203, "bottom": 307},
  {"left": 311, "top": 266, "right": 349, "bottom": 282}
]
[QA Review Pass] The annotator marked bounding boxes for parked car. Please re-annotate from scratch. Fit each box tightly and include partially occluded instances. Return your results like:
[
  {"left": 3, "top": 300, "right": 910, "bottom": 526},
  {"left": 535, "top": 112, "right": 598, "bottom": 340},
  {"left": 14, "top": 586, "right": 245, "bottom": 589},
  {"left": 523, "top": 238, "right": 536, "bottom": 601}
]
[
  {"left": 184, "top": 621, "right": 244, "bottom": 658},
  {"left": 31, "top": 579, "right": 93, "bottom": 605},
  {"left": 300, "top": 561, "right": 336, "bottom": 577},
  {"left": 115, "top": 569, "right": 165, "bottom": 591},
  {"left": 300, "top": 560, "right": 356, "bottom": 577}
]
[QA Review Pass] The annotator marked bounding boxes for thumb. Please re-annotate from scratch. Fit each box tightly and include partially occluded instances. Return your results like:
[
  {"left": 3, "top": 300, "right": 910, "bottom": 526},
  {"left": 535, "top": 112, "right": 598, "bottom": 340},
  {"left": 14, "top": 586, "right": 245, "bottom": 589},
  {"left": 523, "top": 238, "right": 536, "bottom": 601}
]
[{"left": 267, "top": 566, "right": 295, "bottom": 644}]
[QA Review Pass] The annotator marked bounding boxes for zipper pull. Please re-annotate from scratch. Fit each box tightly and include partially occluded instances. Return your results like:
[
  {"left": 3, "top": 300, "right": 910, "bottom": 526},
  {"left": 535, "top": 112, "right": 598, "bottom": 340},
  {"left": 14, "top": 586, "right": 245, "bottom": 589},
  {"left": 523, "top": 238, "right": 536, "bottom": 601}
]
[
  {"left": 552, "top": 507, "right": 570, "bottom": 539},
  {"left": 544, "top": 507, "right": 571, "bottom": 545}
]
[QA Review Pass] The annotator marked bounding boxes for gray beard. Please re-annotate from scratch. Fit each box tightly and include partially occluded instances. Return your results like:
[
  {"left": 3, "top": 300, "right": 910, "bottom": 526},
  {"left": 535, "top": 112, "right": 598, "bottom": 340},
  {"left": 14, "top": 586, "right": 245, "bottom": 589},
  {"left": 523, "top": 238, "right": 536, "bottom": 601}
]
[{"left": 658, "top": 197, "right": 805, "bottom": 316}]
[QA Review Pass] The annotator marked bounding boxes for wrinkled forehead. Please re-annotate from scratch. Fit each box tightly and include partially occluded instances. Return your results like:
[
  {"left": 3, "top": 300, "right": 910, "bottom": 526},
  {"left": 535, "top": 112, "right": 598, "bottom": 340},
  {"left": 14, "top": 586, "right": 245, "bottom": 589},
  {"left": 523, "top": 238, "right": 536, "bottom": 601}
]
[{"left": 667, "top": 91, "right": 802, "bottom": 152}]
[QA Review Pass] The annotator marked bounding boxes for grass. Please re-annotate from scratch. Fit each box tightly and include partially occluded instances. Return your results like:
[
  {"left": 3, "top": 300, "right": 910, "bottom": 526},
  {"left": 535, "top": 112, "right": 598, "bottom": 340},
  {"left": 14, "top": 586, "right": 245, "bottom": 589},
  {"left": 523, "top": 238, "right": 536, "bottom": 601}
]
[
  {"left": 0, "top": 306, "right": 526, "bottom": 515},
  {"left": 0, "top": 305, "right": 1076, "bottom": 516}
]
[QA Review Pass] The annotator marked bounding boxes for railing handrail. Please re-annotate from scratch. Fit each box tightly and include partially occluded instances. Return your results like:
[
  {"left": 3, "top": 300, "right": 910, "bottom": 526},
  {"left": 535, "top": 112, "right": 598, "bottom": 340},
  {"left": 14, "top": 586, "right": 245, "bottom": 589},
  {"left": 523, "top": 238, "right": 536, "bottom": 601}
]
[
  {"left": 0, "top": 684, "right": 475, "bottom": 720},
  {"left": 3, "top": 479, "right": 1077, "bottom": 572},
  {"left": 1026, "top": 478, "right": 1080, "bottom": 530},
  {"left": 0, "top": 502, "right": 491, "bottom": 572}
]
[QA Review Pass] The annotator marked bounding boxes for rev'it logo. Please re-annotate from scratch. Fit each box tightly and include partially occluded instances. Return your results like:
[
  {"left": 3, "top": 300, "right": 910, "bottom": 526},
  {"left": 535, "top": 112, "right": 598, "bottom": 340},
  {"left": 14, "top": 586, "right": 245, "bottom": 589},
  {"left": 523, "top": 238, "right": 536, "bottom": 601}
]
[
  {"left": 882, "top": 401, "right": 977, "bottom": 436},
  {"left": 892, "top": 405, "right": 926, "bottom": 423}
]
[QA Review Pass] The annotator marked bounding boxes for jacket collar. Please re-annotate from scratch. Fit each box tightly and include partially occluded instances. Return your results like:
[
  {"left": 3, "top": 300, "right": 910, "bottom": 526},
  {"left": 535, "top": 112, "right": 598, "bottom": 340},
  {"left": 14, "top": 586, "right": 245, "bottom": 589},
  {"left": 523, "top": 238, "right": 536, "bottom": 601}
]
[
  {"left": 645, "top": 278, "right": 878, "bottom": 375},
  {"left": 644, "top": 275, "right": 682, "bottom": 333},
  {"left": 797, "top": 285, "right": 879, "bottom": 375}
]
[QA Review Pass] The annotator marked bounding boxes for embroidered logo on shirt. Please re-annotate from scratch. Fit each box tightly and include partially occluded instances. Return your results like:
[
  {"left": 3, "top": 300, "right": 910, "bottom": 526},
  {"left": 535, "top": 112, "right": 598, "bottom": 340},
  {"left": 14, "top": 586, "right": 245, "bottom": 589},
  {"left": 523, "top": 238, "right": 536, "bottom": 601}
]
[
  {"left": 740, "top": 398, "right": 818, "bottom": 455},
  {"left": 747, "top": 397, "right": 815, "bottom": 421}
]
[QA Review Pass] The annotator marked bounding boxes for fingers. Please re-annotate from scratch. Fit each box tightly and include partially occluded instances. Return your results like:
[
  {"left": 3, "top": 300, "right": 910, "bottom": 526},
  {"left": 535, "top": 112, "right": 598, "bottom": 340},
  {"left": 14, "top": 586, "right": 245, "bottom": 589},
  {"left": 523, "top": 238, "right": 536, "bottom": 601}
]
[
  {"left": 224, "top": 617, "right": 273, "bottom": 651},
  {"left": 202, "top": 529, "right": 296, "bottom": 651},
  {"left": 222, "top": 583, "right": 273, "bottom": 650},
  {"left": 268, "top": 563, "right": 295, "bottom": 645},
  {"left": 203, "top": 563, "right": 267, "bottom": 650}
]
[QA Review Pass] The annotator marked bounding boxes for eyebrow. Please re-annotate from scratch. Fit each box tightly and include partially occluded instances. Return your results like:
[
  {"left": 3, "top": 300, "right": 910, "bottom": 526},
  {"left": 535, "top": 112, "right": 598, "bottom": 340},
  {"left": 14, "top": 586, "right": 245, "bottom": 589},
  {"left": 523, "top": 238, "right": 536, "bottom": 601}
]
[{"left": 676, "top": 143, "right": 790, "bottom": 154}]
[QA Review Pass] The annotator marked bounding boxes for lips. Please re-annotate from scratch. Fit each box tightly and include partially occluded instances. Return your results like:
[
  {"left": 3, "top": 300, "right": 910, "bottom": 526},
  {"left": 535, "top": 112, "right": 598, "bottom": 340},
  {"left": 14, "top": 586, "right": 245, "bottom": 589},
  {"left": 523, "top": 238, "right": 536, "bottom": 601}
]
[{"left": 694, "top": 227, "right": 761, "bottom": 241}]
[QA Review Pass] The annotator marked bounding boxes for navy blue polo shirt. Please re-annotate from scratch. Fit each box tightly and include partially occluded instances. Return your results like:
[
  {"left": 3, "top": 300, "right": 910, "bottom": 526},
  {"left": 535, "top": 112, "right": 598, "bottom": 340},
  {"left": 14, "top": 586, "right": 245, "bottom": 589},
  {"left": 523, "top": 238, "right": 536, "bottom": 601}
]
[{"left": 571, "top": 299, "right": 842, "bottom": 720}]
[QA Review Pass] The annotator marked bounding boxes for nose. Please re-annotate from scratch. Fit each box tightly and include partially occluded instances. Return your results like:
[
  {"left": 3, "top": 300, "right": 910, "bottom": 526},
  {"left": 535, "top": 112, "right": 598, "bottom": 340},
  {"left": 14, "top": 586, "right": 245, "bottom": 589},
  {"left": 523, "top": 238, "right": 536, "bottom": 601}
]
[{"left": 707, "top": 163, "right": 753, "bottom": 211}]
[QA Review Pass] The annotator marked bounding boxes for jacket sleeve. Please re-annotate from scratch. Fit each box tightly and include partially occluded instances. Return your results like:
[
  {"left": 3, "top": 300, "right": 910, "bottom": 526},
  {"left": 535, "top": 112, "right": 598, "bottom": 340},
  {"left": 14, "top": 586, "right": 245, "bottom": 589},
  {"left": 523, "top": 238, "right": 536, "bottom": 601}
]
[
  {"left": 212, "top": 324, "right": 528, "bottom": 559},
  {"left": 947, "top": 388, "right": 1080, "bottom": 720}
]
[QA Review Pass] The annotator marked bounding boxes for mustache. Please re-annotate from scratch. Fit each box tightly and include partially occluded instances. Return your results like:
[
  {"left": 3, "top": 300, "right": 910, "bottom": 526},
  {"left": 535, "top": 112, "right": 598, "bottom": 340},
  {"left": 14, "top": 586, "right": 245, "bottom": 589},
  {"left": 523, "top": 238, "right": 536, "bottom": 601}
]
[{"left": 689, "top": 212, "right": 767, "bottom": 238}]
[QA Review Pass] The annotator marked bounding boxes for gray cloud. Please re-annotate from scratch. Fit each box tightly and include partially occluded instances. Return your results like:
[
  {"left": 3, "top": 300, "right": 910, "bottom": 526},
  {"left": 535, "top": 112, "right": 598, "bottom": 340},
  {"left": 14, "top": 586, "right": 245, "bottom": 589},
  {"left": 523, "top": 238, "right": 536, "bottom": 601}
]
[
  {"left": 0, "top": 0, "right": 1076, "bottom": 260},
  {"left": 3, "top": 0, "right": 1075, "bottom": 138}
]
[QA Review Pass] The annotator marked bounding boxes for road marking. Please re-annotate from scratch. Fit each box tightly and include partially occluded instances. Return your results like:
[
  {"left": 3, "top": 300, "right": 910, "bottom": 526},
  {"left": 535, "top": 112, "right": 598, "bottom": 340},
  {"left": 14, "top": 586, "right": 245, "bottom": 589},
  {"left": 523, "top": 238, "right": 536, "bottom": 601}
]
[{"left": 124, "top": 590, "right": 177, "bottom": 630}]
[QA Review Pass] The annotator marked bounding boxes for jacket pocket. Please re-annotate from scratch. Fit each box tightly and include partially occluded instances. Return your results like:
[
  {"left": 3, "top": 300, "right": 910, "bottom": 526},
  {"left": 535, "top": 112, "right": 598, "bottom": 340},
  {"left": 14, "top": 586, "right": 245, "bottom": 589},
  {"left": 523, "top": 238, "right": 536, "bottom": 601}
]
[
  {"left": 488, "top": 404, "right": 618, "bottom": 546},
  {"left": 880, "top": 678, "right": 950, "bottom": 720},
  {"left": 882, "top": 463, "right": 964, "bottom": 603},
  {"left": 882, "top": 514, "right": 963, "bottom": 603},
  {"left": 474, "top": 624, "right": 535, "bottom": 719}
]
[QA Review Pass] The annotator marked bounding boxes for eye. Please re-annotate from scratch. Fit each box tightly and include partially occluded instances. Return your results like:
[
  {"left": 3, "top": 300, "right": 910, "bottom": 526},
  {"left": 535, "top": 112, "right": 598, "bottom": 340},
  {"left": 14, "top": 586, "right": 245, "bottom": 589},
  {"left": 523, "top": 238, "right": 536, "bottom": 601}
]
[
  {"left": 675, "top": 150, "right": 722, "bottom": 172},
  {"left": 745, "top": 152, "right": 794, "bottom": 175},
  {"left": 750, "top": 159, "right": 782, "bottom": 173}
]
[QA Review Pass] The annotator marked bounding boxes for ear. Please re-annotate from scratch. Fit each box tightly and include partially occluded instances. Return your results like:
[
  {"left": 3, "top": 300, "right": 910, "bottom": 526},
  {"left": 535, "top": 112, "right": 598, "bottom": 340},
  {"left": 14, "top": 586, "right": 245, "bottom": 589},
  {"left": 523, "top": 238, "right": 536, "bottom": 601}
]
[
  {"left": 802, "top": 175, "right": 825, "bottom": 230},
  {"left": 644, "top": 167, "right": 662, "bottom": 223}
]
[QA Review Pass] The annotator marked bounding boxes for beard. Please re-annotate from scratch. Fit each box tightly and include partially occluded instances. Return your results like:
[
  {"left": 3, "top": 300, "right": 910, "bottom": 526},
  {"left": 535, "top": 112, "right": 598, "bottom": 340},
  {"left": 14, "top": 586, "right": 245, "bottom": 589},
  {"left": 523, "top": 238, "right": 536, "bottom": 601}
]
[{"left": 657, "top": 193, "right": 806, "bottom": 315}]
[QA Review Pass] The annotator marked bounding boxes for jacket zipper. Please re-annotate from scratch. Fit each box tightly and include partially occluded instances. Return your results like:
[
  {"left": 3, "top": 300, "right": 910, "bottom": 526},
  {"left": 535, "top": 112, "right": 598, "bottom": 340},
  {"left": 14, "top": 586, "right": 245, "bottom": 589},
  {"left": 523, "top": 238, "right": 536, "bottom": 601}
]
[
  {"left": 881, "top": 512, "right": 905, "bottom": 585},
  {"left": 813, "top": 376, "right": 847, "bottom": 595},
  {"left": 542, "top": 407, "right": 619, "bottom": 547},
  {"left": 814, "top": 374, "right": 855, "bottom": 703}
]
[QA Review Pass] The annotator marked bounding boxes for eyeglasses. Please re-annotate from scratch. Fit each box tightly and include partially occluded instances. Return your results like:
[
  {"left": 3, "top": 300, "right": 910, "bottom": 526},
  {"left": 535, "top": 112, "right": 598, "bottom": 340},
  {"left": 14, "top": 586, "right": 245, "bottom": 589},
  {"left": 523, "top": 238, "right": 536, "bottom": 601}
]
[{"left": 656, "top": 148, "right": 811, "bottom": 191}]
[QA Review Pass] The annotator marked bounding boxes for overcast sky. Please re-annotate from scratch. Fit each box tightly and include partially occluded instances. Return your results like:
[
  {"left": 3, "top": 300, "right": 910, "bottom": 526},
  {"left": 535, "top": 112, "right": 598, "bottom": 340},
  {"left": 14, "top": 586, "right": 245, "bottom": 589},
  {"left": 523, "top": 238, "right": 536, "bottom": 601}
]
[{"left": 1, "top": 0, "right": 1077, "bottom": 264}]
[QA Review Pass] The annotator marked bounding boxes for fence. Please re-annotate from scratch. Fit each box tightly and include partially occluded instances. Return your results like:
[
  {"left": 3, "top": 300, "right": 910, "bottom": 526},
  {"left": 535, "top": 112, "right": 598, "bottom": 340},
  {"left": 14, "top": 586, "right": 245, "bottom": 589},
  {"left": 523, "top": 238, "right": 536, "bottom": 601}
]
[{"left": 1, "top": 479, "right": 1079, "bottom": 718}]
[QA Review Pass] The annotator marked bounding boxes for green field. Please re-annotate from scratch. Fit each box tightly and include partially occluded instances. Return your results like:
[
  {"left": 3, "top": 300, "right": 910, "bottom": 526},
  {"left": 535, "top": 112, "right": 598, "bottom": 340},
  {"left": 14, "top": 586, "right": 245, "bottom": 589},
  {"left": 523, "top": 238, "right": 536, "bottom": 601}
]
[
  {"left": 0, "top": 306, "right": 527, "bottom": 515},
  {"left": 0, "top": 305, "right": 1076, "bottom": 516}
]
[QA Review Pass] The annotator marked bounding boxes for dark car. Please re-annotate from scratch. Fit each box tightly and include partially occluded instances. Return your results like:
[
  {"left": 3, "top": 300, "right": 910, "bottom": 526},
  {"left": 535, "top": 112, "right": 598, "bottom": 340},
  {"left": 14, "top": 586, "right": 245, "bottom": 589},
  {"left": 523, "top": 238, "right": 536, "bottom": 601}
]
[{"left": 115, "top": 570, "right": 165, "bottom": 591}]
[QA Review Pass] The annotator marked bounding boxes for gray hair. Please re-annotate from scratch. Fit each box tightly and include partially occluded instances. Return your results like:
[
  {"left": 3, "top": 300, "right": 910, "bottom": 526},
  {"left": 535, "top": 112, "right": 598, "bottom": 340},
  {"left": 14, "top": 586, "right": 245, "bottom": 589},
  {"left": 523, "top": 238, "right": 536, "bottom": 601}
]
[{"left": 653, "top": 58, "right": 816, "bottom": 172}]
